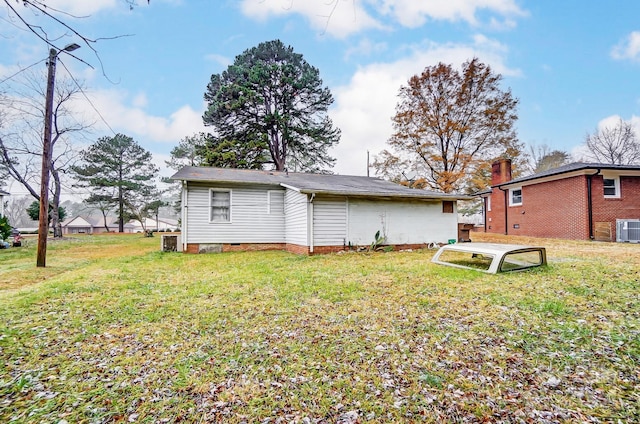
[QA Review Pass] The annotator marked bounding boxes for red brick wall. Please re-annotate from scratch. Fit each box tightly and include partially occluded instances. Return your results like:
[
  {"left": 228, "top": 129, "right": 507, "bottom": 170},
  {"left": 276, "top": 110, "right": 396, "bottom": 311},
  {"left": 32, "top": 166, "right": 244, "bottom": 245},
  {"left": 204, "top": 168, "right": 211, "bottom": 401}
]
[
  {"left": 486, "top": 175, "right": 590, "bottom": 240},
  {"left": 184, "top": 242, "right": 433, "bottom": 255},
  {"left": 592, "top": 175, "right": 640, "bottom": 241},
  {"left": 508, "top": 175, "right": 590, "bottom": 239},
  {"left": 286, "top": 244, "right": 311, "bottom": 255},
  {"left": 487, "top": 188, "right": 507, "bottom": 234},
  {"left": 223, "top": 243, "right": 287, "bottom": 252}
]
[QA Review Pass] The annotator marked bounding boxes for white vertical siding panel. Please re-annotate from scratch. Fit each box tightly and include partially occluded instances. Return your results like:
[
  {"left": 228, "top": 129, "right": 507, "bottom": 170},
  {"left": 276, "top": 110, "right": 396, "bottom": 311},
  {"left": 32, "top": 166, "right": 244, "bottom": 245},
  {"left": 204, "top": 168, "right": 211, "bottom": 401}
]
[
  {"left": 347, "top": 199, "right": 457, "bottom": 246},
  {"left": 285, "top": 190, "right": 308, "bottom": 246},
  {"left": 186, "top": 182, "right": 285, "bottom": 243},
  {"left": 313, "top": 197, "right": 347, "bottom": 246}
]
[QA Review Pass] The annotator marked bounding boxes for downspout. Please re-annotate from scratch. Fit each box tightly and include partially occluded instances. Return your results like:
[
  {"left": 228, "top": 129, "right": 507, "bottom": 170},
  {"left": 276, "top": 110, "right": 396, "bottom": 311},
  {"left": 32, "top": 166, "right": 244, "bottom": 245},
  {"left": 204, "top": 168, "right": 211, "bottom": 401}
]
[
  {"left": 483, "top": 196, "right": 488, "bottom": 233},
  {"left": 182, "top": 181, "right": 188, "bottom": 251},
  {"left": 309, "top": 193, "right": 315, "bottom": 253},
  {"left": 498, "top": 186, "right": 508, "bottom": 235},
  {"left": 587, "top": 169, "right": 601, "bottom": 240}
]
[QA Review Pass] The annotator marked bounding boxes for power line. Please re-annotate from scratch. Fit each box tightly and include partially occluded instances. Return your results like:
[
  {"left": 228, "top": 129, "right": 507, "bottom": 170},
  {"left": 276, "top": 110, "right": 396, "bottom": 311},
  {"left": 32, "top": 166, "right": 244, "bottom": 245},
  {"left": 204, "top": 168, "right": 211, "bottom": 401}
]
[
  {"left": 0, "top": 58, "right": 47, "bottom": 85},
  {"left": 58, "top": 58, "right": 118, "bottom": 136}
]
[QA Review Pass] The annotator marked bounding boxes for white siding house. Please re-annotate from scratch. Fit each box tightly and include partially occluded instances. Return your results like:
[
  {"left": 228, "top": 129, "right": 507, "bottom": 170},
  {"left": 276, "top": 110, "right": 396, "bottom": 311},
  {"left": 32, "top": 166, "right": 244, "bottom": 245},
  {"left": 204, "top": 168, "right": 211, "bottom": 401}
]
[
  {"left": 172, "top": 167, "right": 470, "bottom": 254},
  {"left": 0, "top": 190, "right": 8, "bottom": 218}
]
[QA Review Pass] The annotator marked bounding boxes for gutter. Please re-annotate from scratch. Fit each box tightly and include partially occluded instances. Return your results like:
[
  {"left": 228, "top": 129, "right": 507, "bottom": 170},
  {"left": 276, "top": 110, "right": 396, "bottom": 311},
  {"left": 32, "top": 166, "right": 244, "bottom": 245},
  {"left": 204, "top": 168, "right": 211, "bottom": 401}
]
[
  {"left": 483, "top": 196, "right": 488, "bottom": 232},
  {"left": 498, "top": 186, "right": 509, "bottom": 235},
  {"left": 308, "top": 193, "right": 315, "bottom": 254},
  {"left": 587, "top": 169, "right": 600, "bottom": 240},
  {"left": 295, "top": 189, "right": 473, "bottom": 201}
]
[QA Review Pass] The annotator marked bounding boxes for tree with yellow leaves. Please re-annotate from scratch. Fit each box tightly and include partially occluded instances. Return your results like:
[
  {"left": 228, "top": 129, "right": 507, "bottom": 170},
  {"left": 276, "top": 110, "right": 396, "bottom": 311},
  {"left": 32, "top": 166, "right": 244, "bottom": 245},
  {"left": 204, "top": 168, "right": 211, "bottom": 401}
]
[{"left": 374, "top": 58, "right": 524, "bottom": 193}]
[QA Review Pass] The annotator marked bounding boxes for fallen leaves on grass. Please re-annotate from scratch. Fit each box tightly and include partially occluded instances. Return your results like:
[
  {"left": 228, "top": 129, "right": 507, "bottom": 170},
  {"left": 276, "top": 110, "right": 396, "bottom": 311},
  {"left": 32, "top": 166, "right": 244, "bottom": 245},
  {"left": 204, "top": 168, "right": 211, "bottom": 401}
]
[{"left": 1, "top": 234, "right": 639, "bottom": 422}]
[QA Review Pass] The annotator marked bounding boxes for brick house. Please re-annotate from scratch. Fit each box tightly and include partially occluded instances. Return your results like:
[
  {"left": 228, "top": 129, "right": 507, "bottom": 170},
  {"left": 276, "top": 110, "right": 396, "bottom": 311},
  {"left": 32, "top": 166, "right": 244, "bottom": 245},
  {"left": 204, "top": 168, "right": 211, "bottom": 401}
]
[{"left": 479, "top": 159, "right": 640, "bottom": 242}]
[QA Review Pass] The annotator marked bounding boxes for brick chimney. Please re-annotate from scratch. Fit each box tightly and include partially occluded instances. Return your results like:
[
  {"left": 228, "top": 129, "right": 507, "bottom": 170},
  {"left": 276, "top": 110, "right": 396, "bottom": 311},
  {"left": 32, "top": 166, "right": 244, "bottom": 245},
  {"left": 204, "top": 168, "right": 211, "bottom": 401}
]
[{"left": 491, "top": 158, "right": 512, "bottom": 186}]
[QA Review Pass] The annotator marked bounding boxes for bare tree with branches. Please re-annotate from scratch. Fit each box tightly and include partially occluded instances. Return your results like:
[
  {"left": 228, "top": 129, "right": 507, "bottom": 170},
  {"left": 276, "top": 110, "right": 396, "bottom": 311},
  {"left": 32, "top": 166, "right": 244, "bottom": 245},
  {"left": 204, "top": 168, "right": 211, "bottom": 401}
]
[
  {"left": 526, "top": 143, "right": 571, "bottom": 174},
  {"left": 584, "top": 119, "right": 640, "bottom": 165},
  {"left": 2, "top": 195, "right": 31, "bottom": 228},
  {"left": 0, "top": 69, "right": 93, "bottom": 237},
  {"left": 2, "top": 0, "right": 146, "bottom": 76}
]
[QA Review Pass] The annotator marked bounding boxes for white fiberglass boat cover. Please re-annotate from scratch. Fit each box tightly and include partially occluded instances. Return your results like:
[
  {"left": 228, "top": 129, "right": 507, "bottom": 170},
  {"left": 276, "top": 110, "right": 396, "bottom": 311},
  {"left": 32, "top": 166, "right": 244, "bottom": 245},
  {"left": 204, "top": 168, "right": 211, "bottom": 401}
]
[{"left": 431, "top": 242, "right": 547, "bottom": 274}]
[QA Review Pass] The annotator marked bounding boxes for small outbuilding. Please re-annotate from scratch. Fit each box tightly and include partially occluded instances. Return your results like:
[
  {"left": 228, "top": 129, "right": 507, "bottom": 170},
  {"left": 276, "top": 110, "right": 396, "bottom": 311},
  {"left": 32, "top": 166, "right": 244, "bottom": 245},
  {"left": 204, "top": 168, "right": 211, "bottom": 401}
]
[{"left": 171, "top": 167, "right": 471, "bottom": 254}]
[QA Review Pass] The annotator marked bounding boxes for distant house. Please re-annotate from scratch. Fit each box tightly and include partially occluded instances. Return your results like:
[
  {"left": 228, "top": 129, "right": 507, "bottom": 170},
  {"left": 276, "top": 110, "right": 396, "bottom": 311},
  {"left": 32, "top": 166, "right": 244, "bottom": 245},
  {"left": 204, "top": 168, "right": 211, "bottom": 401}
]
[
  {"left": 0, "top": 190, "right": 8, "bottom": 217},
  {"left": 479, "top": 159, "right": 640, "bottom": 242},
  {"left": 62, "top": 215, "right": 136, "bottom": 234},
  {"left": 128, "top": 217, "right": 179, "bottom": 233},
  {"left": 61, "top": 216, "right": 94, "bottom": 234},
  {"left": 171, "top": 167, "right": 471, "bottom": 254}
]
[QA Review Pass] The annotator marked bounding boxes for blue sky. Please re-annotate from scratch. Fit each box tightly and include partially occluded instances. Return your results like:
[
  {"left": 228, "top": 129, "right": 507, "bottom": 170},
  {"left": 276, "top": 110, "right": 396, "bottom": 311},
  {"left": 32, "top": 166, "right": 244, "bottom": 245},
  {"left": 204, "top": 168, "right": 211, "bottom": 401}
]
[{"left": 1, "top": 0, "right": 640, "bottom": 197}]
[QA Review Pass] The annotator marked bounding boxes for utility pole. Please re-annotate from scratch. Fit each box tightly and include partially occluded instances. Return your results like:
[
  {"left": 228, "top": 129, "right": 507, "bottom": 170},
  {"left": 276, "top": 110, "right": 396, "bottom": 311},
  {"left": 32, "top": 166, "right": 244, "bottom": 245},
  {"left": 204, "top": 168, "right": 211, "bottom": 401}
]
[
  {"left": 367, "top": 150, "right": 370, "bottom": 177},
  {"left": 36, "top": 43, "right": 80, "bottom": 267}
]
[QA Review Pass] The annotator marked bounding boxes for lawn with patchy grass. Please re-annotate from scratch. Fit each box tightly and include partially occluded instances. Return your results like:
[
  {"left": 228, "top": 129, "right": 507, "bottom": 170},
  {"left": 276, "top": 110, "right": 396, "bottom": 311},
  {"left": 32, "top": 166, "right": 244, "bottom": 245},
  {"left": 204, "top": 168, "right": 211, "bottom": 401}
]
[{"left": 1, "top": 233, "right": 639, "bottom": 423}]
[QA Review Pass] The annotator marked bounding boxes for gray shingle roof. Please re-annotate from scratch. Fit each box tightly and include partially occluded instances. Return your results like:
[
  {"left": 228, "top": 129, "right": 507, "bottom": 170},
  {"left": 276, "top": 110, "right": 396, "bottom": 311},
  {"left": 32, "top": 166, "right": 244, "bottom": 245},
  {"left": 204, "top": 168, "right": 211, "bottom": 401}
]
[
  {"left": 495, "top": 162, "right": 640, "bottom": 187},
  {"left": 171, "top": 166, "right": 471, "bottom": 200}
]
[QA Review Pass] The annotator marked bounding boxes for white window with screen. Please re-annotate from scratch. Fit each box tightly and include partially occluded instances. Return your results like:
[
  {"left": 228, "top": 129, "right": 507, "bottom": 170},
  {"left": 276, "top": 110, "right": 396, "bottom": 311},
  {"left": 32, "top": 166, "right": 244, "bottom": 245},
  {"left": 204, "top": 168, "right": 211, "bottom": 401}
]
[
  {"left": 602, "top": 176, "right": 620, "bottom": 198},
  {"left": 210, "top": 189, "right": 231, "bottom": 222},
  {"left": 509, "top": 187, "right": 522, "bottom": 206}
]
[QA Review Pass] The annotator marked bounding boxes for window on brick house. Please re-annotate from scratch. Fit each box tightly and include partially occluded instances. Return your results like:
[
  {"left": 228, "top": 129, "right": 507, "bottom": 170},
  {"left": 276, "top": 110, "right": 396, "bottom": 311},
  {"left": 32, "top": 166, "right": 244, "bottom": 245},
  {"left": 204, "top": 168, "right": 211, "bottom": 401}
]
[
  {"left": 509, "top": 188, "right": 522, "bottom": 206},
  {"left": 210, "top": 189, "right": 231, "bottom": 222},
  {"left": 603, "top": 177, "right": 620, "bottom": 198}
]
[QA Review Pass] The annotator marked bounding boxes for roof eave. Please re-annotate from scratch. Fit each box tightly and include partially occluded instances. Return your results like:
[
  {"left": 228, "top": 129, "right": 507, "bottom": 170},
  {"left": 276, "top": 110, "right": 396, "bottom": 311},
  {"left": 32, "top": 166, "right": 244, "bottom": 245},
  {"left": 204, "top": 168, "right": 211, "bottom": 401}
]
[
  {"left": 298, "top": 188, "right": 472, "bottom": 200},
  {"left": 494, "top": 164, "right": 640, "bottom": 188}
]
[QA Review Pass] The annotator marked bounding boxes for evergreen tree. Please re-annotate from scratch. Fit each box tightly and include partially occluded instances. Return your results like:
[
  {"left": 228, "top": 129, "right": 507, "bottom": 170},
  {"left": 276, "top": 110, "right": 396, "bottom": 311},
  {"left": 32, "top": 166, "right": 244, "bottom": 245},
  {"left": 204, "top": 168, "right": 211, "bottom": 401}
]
[
  {"left": 26, "top": 201, "right": 66, "bottom": 222},
  {"left": 72, "top": 134, "right": 159, "bottom": 232},
  {"left": 203, "top": 39, "right": 340, "bottom": 172}
]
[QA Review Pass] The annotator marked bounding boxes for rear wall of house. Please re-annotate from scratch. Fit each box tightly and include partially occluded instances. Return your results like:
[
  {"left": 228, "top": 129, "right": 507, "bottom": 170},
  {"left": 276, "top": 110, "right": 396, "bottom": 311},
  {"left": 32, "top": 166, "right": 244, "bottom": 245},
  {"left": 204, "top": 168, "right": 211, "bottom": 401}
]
[
  {"left": 591, "top": 175, "right": 640, "bottom": 241},
  {"left": 284, "top": 190, "right": 309, "bottom": 247},
  {"left": 489, "top": 175, "right": 591, "bottom": 240},
  {"left": 347, "top": 198, "right": 457, "bottom": 247},
  {"left": 184, "top": 182, "right": 286, "bottom": 244},
  {"left": 313, "top": 197, "right": 348, "bottom": 247}
]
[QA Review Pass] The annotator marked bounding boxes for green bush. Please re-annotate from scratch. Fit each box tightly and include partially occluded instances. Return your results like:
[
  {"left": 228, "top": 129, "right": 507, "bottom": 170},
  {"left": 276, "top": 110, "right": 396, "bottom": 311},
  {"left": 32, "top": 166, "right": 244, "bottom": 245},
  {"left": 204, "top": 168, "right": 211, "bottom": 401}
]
[{"left": 0, "top": 215, "right": 11, "bottom": 240}]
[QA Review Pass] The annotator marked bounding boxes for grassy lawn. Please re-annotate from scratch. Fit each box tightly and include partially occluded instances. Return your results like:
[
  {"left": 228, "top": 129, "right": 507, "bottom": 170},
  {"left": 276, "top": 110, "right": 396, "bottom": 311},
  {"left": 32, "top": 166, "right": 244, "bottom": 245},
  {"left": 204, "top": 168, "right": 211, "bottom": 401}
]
[{"left": 1, "top": 233, "right": 639, "bottom": 423}]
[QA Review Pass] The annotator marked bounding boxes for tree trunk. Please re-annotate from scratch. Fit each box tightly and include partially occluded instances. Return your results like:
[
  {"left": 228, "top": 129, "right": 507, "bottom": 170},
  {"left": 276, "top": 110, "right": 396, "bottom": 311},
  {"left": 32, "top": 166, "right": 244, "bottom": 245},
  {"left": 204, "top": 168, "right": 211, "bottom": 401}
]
[
  {"left": 101, "top": 210, "right": 109, "bottom": 232},
  {"left": 51, "top": 167, "right": 63, "bottom": 238}
]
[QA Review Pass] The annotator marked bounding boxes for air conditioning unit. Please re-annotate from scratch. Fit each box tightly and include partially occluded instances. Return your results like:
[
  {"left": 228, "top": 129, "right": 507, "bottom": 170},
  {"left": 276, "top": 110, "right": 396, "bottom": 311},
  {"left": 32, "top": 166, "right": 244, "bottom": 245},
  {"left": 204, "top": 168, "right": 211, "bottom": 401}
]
[
  {"left": 161, "top": 233, "right": 183, "bottom": 252},
  {"left": 616, "top": 219, "right": 640, "bottom": 243}
]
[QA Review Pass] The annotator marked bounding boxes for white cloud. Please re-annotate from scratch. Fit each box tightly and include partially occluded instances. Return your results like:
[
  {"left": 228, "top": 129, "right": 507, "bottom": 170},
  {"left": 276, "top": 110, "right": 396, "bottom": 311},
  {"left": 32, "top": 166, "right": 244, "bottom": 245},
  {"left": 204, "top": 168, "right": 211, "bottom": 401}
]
[
  {"left": 571, "top": 114, "right": 640, "bottom": 161},
  {"left": 240, "top": 0, "right": 526, "bottom": 38},
  {"left": 596, "top": 114, "right": 640, "bottom": 136},
  {"left": 132, "top": 93, "right": 148, "bottom": 108},
  {"left": 611, "top": 31, "right": 640, "bottom": 62},
  {"left": 43, "top": 0, "right": 119, "bottom": 16},
  {"left": 329, "top": 37, "right": 520, "bottom": 176},
  {"left": 205, "top": 54, "right": 232, "bottom": 69},
  {"left": 78, "top": 89, "right": 206, "bottom": 143},
  {"left": 378, "top": 0, "right": 526, "bottom": 27},
  {"left": 344, "top": 38, "right": 388, "bottom": 61},
  {"left": 240, "top": 0, "right": 386, "bottom": 38}
]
